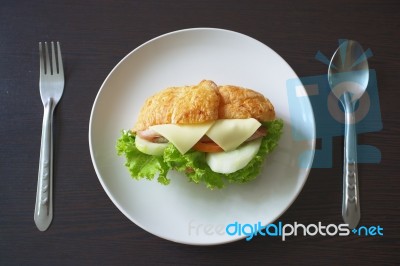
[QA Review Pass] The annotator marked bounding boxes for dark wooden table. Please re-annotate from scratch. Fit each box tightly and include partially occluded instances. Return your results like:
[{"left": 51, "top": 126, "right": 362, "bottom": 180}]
[{"left": 1, "top": 0, "right": 399, "bottom": 265}]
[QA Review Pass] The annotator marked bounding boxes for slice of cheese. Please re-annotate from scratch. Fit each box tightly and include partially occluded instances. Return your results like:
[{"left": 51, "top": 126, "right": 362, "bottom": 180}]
[
  {"left": 205, "top": 118, "right": 261, "bottom": 151},
  {"left": 149, "top": 122, "right": 215, "bottom": 154}
]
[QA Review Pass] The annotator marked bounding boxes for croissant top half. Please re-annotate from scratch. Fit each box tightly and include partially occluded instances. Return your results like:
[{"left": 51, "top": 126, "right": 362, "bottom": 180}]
[{"left": 133, "top": 80, "right": 275, "bottom": 132}]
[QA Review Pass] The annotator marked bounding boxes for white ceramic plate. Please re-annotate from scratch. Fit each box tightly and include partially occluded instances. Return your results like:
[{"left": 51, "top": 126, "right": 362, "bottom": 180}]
[{"left": 89, "top": 28, "right": 315, "bottom": 245}]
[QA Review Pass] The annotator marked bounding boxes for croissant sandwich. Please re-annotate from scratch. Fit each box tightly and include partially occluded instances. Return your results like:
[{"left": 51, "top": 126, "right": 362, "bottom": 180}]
[{"left": 116, "top": 80, "right": 283, "bottom": 189}]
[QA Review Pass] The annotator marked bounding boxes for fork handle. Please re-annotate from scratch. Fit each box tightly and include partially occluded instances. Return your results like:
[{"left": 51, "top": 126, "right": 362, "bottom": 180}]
[
  {"left": 34, "top": 99, "right": 54, "bottom": 231},
  {"left": 342, "top": 92, "right": 360, "bottom": 229}
]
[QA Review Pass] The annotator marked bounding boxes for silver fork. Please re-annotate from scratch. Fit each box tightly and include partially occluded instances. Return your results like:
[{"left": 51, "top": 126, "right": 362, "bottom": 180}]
[{"left": 34, "top": 42, "right": 64, "bottom": 231}]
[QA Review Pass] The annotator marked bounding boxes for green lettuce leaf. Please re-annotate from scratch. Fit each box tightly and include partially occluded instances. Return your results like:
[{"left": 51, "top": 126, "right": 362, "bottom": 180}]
[
  {"left": 116, "top": 119, "right": 283, "bottom": 189},
  {"left": 163, "top": 144, "right": 225, "bottom": 189},
  {"left": 116, "top": 130, "right": 170, "bottom": 185}
]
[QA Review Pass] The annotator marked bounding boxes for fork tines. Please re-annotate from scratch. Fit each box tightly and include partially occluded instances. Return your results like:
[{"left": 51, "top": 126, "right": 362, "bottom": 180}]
[{"left": 39, "top": 41, "right": 63, "bottom": 76}]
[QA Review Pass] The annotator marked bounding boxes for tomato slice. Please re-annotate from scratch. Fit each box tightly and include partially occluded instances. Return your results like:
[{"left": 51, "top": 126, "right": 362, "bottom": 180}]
[
  {"left": 193, "top": 127, "right": 268, "bottom": 153},
  {"left": 193, "top": 141, "right": 224, "bottom": 153}
]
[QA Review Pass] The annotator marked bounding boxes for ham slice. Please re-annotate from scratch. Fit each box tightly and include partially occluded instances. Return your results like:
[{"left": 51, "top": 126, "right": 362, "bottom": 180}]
[{"left": 137, "top": 129, "right": 168, "bottom": 143}]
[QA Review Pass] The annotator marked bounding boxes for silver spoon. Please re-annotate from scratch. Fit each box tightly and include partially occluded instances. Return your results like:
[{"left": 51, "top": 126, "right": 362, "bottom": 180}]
[{"left": 328, "top": 40, "right": 369, "bottom": 229}]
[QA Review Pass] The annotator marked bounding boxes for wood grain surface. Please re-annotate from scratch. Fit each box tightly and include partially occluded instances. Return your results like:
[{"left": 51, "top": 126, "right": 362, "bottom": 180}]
[{"left": 1, "top": 0, "right": 399, "bottom": 265}]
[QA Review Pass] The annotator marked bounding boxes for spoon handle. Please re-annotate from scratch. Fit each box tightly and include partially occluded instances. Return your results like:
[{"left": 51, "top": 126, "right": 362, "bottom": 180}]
[{"left": 342, "top": 92, "right": 360, "bottom": 229}]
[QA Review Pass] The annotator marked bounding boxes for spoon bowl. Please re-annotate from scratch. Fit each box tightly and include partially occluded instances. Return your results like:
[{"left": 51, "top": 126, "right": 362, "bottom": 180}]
[{"left": 329, "top": 40, "right": 369, "bottom": 103}]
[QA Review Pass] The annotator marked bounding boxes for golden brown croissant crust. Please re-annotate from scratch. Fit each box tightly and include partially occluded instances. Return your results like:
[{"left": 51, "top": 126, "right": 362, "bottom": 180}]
[{"left": 133, "top": 80, "right": 275, "bottom": 131}]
